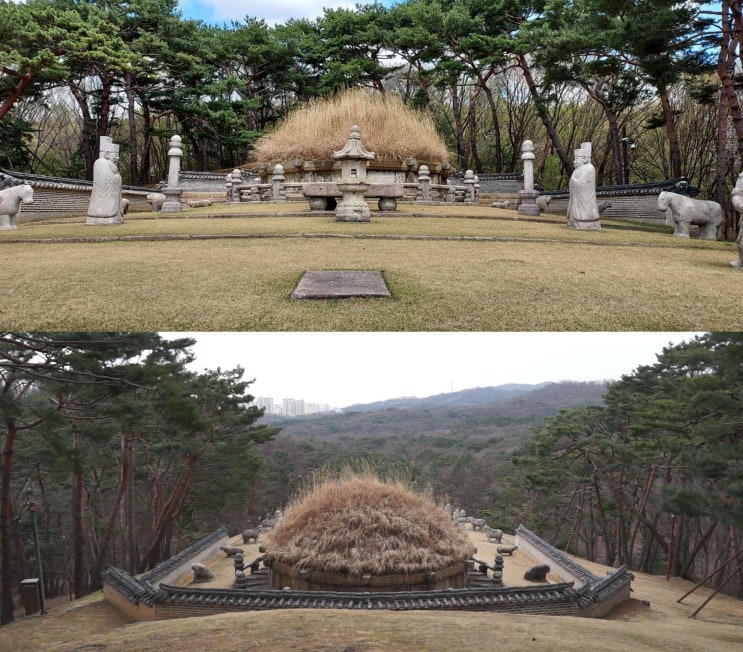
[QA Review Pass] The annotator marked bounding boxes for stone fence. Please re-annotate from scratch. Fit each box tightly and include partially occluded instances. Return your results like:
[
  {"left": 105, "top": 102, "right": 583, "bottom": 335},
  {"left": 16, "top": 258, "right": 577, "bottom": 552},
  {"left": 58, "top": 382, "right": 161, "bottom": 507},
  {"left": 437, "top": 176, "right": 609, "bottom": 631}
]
[
  {"left": 541, "top": 178, "right": 695, "bottom": 225},
  {"left": 103, "top": 524, "right": 632, "bottom": 621},
  {"left": 1, "top": 169, "right": 151, "bottom": 221},
  {"left": 516, "top": 524, "right": 634, "bottom": 618},
  {"left": 101, "top": 526, "right": 229, "bottom": 621},
  {"left": 450, "top": 171, "right": 524, "bottom": 195},
  {"left": 226, "top": 165, "right": 481, "bottom": 207}
]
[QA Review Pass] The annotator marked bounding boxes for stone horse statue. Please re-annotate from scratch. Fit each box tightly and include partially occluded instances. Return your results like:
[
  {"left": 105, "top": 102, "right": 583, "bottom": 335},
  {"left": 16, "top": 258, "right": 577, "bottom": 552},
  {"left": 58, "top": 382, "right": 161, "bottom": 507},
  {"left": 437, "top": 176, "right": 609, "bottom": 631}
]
[
  {"left": 658, "top": 191, "right": 722, "bottom": 240},
  {"left": 0, "top": 184, "right": 33, "bottom": 229}
]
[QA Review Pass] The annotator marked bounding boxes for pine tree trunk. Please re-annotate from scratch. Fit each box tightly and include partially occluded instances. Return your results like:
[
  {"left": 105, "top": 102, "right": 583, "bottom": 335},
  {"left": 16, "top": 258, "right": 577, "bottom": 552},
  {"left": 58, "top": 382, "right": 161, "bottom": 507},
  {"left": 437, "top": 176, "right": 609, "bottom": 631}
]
[
  {"left": 125, "top": 71, "right": 139, "bottom": 184},
  {"left": 68, "top": 83, "right": 96, "bottom": 181},
  {"left": 71, "top": 431, "right": 88, "bottom": 598},
  {"left": 517, "top": 53, "right": 572, "bottom": 176},
  {"left": 0, "top": 397, "right": 17, "bottom": 625},
  {"left": 658, "top": 86, "right": 682, "bottom": 179}
]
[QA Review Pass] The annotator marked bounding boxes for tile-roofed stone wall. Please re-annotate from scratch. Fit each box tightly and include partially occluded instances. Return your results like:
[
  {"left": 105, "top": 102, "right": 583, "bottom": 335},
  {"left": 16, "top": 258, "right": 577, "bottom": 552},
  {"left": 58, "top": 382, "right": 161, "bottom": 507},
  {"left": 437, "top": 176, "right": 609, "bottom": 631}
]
[{"left": 1, "top": 169, "right": 151, "bottom": 220}]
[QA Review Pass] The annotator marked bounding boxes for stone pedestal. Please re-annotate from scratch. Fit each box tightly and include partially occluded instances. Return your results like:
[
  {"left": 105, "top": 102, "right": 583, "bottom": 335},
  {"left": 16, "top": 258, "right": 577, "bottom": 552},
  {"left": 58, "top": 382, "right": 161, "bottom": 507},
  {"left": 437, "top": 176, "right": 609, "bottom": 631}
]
[
  {"left": 161, "top": 187, "right": 183, "bottom": 212},
  {"left": 335, "top": 180, "right": 371, "bottom": 221},
  {"left": 518, "top": 189, "right": 540, "bottom": 216}
]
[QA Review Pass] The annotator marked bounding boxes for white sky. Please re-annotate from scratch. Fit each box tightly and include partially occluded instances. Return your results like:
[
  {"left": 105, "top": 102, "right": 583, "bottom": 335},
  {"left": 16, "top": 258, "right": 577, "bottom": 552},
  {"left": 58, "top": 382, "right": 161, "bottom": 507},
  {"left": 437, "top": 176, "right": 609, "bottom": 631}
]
[{"left": 161, "top": 332, "right": 702, "bottom": 408}]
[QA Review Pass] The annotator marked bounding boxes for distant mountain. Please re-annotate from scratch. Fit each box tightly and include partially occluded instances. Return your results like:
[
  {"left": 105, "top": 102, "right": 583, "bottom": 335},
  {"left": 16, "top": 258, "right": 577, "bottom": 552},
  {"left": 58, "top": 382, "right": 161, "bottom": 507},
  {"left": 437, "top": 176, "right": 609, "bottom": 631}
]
[
  {"left": 342, "top": 383, "right": 551, "bottom": 412},
  {"left": 264, "top": 381, "right": 609, "bottom": 444}
]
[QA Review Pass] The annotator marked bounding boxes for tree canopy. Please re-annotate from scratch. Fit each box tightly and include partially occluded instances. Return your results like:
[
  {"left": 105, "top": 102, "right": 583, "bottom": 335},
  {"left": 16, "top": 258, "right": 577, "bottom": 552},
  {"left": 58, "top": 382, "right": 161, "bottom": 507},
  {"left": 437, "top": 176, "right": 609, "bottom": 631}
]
[
  {"left": 0, "top": 332, "right": 278, "bottom": 625},
  {"left": 1, "top": 0, "right": 732, "bottom": 212}
]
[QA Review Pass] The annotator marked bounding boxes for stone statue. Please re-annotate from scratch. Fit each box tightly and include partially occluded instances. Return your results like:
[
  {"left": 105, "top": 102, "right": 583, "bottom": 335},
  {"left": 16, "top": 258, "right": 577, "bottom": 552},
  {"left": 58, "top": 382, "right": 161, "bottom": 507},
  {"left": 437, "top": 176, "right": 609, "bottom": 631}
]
[
  {"left": 87, "top": 136, "right": 123, "bottom": 225},
  {"left": 0, "top": 184, "right": 33, "bottom": 230},
  {"left": 567, "top": 143, "right": 601, "bottom": 230},
  {"left": 657, "top": 191, "right": 721, "bottom": 240},
  {"left": 191, "top": 562, "right": 214, "bottom": 583},
  {"left": 731, "top": 172, "right": 743, "bottom": 268},
  {"left": 147, "top": 192, "right": 166, "bottom": 212},
  {"left": 524, "top": 564, "right": 550, "bottom": 582}
]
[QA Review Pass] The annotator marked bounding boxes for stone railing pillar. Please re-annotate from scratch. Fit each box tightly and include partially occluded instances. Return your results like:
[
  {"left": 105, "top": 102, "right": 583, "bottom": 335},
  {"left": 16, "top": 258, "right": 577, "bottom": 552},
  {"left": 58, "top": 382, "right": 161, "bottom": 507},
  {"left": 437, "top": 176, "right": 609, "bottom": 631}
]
[
  {"left": 271, "top": 164, "right": 286, "bottom": 202},
  {"left": 518, "top": 139, "right": 540, "bottom": 216},
  {"left": 463, "top": 170, "right": 476, "bottom": 204},
  {"left": 161, "top": 135, "right": 183, "bottom": 212},
  {"left": 415, "top": 165, "right": 432, "bottom": 204}
]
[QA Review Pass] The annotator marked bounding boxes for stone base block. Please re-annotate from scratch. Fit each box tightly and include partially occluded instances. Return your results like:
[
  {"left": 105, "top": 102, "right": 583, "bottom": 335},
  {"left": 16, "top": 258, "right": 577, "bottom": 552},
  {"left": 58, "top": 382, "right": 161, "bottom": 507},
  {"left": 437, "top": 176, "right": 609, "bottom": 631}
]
[{"left": 86, "top": 215, "right": 123, "bottom": 225}]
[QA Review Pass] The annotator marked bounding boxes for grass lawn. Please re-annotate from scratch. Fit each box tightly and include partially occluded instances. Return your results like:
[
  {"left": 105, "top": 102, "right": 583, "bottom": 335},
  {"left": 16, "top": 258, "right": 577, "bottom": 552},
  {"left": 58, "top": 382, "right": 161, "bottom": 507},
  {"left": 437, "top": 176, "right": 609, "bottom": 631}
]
[{"left": 2, "top": 203, "right": 740, "bottom": 331}]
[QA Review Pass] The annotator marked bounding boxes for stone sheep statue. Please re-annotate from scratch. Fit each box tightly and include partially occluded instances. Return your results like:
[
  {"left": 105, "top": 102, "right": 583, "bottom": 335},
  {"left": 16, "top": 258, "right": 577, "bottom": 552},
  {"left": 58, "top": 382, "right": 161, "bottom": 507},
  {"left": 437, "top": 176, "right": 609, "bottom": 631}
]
[
  {"left": 187, "top": 199, "right": 212, "bottom": 208},
  {"left": 535, "top": 195, "right": 552, "bottom": 212},
  {"left": 242, "top": 526, "right": 263, "bottom": 544},
  {"left": 191, "top": 562, "right": 214, "bottom": 583},
  {"left": 147, "top": 192, "right": 166, "bottom": 212},
  {"left": 468, "top": 517, "right": 486, "bottom": 531},
  {"left": 482, "top": 526, "right": 503, "bottom": 543},
  {"left": 0, "top": 184, "right": 33, "bottom": 230},
  {"left": 220, "top": 545, "right": 244, "bottom": 557},
  {"left": 524, "top": 564, "right": 550, "bottom": 582},
  {"left": 497, "top": 544, "right": 518, "bottom": 556},
  {"left": 658, "top": 191, "right": 722, "bottom": 240}
]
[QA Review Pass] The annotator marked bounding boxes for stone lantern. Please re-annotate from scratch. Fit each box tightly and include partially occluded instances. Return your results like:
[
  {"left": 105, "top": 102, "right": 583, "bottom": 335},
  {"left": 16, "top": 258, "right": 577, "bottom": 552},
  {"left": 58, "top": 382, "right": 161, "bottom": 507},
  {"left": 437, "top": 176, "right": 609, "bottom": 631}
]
[{"left": 332, "top": 125, "right": 375, "bottom": 222}]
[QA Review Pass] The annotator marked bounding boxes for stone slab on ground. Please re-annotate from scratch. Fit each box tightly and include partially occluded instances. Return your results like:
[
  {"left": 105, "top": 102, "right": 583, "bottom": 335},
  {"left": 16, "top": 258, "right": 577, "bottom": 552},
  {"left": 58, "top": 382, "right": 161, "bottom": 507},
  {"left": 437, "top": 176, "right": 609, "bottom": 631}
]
[{"left": 291, "top": 270, "right": 390, "bottom": 299}]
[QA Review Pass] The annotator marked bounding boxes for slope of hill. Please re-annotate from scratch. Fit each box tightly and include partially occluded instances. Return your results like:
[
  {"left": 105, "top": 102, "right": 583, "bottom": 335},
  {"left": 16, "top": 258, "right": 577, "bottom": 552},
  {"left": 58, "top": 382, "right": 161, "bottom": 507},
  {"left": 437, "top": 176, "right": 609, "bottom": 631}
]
[
  {"left": 342, "top": 382, "right": 551, "bottom": 411},
  {"left": 252, "top": 381, "right": 609, "bottom": 517},
  {"left": 267, "top": 381, "right": 608, "bottom": 442}
]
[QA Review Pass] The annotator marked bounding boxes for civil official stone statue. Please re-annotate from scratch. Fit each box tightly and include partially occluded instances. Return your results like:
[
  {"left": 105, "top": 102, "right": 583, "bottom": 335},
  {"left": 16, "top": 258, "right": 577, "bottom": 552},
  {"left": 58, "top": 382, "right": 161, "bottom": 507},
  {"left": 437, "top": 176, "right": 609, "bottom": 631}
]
[
  {"left": 567, "top": 142, "right": 601, "bottom": 230},
  {"left": 87, "top": 136, "right": 123, "bottom": 225}
]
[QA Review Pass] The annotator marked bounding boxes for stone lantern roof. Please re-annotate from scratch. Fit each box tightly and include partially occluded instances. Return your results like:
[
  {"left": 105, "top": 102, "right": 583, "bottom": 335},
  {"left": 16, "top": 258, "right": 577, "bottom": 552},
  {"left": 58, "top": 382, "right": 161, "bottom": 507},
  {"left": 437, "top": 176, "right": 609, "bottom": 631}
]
[{"left": 332, "top": 125, "right": 375, "bottom": 161}]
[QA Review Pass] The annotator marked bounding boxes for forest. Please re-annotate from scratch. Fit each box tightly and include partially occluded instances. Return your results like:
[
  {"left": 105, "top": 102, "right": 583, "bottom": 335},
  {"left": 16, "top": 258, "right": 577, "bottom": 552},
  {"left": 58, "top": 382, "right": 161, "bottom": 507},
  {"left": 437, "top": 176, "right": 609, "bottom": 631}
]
[
  {"left": 2, "top": 333, "right": 742, "bottom": 626},
  {"left": 1, "top": 1, "right": 741, "bottom": 221}
]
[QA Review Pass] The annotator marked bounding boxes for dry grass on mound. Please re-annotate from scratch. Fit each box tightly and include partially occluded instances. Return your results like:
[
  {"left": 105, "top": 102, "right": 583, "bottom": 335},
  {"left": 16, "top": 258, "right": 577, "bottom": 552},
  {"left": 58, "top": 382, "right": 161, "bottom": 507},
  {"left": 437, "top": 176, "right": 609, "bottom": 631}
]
[
  {"left": 252, "top": 89, "right": 452, "bottom": 163},
  {"left": 266, "top": 471, "right": 475, "bottom": 576}
]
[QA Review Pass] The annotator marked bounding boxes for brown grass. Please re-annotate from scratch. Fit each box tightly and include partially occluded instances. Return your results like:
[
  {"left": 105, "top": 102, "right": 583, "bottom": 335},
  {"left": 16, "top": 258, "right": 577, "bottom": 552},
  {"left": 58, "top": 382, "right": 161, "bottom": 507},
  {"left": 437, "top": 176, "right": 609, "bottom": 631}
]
[
  {"left": 2, "top": 205, "right": 742, "bottom": 330},
  {"left": 252, "top": 89, "right": 452, "bottom": 163},
  {"left": 267, "top": 470, "right": 475, "bottom": 575}
]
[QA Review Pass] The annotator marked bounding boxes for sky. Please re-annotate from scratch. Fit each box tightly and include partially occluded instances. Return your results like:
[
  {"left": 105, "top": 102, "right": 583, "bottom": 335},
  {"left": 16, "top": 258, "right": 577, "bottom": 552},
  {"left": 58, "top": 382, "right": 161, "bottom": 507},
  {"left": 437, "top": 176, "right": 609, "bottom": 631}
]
[
  {"left": 177, "top": 0, "right": 388, "bottom": 25},
  {"left": 161, "top": 332, "right": 703, "bottom": 408}
]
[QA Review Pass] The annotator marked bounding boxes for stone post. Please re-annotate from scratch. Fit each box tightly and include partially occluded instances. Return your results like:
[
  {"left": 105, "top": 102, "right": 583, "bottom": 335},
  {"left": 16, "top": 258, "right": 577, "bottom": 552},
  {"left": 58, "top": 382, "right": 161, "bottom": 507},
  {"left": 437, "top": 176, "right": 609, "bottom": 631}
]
[
  {"left": 161, "top": 134, "right": 183, "bottom": 212},
  {"left": 234, "top": 570, "right": 248, "bottom": 589},
  {"left": 518, "top": 139, "right": 540, "bottom": 216},
  {"left": 232, "top": 169, "right": 244, "bottom": 203},
  {"left": 463, "top": 170, "right": 476, "bottom": 204},
  {"left": 415, "top": 165, "right": 432, "bottom": 204},
  {"left": 250, "top": 177, "right": 262, "bottom": 202},
  {"left": 332, "top": 125, "right": 375, "bottom": 222},
  {"left": 225, "top": 172, "right": 233, "bottom": 203},
  {"left": 271, "top": 164, "right": 286, "bottom": 202}
]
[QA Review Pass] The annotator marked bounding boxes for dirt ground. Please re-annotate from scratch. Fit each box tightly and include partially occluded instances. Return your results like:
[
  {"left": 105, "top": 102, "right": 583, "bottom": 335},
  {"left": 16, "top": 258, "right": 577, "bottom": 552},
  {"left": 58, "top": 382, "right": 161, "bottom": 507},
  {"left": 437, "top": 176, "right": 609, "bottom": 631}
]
[{"left": 2, "top": 530, "right": 743, "bottom": 652}]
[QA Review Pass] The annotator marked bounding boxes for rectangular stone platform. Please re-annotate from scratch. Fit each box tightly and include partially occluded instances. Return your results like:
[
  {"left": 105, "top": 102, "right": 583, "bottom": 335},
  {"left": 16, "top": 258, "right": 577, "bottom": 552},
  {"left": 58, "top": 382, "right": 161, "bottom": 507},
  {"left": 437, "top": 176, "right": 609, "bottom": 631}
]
[{"left": 291, "top": 270, "right": 391, "bottom": 299}]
